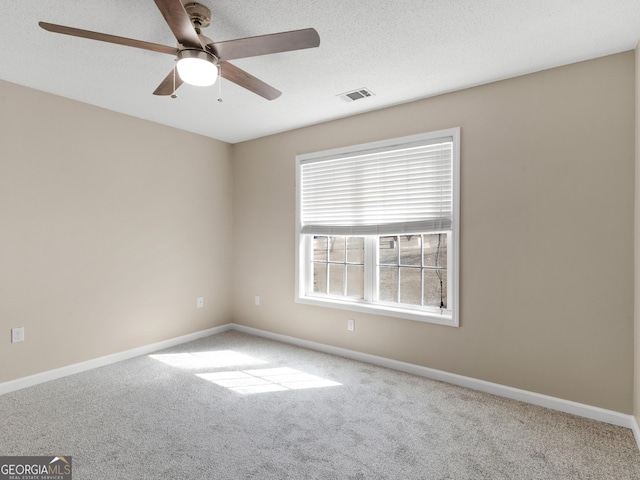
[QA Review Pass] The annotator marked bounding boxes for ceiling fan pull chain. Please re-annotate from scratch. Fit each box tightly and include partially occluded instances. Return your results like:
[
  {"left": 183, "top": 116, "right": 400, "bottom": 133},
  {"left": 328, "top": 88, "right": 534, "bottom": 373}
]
[
  {"left": 216, "top": 58, "right": 223, "bottom": 103},
  {"left": 170, "top": 64, "right": 177, "bottom": 99}
]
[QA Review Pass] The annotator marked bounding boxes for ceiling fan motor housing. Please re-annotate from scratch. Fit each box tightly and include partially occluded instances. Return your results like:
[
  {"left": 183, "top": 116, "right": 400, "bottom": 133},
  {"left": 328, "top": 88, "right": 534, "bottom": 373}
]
[{"left": 184, "top": 2, "right": 211, "bottom": 29}]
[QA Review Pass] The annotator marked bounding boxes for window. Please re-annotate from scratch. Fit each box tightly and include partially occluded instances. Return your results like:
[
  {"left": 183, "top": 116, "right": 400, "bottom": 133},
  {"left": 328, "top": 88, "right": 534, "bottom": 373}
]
[{"left": 296, "top": 128, "right": 459, "bottom": 326}]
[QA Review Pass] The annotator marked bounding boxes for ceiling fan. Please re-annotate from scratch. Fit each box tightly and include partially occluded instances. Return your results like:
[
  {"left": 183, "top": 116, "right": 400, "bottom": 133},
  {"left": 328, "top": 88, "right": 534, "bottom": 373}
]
[{"left": 39, "top": 0, "right": 320, "bottom": 100}]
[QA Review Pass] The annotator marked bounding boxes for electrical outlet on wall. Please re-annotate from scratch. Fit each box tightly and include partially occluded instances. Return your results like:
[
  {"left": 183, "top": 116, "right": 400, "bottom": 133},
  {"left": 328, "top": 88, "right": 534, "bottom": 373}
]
[
  {"left": 197, "top": 297, "right": 204, "bottom": 308},
  {"left": 11, "top": 327, "right": 24, "bottom": 343},
  {"left": 347, "top": 319, "right": 355, "bottom": 332}
]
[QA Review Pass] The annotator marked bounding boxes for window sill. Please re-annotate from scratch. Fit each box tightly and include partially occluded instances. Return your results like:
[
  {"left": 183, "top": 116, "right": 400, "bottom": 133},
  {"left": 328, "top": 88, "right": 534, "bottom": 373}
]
[{"left": 296, "top": 294, "right": 458, "bottom": 327}]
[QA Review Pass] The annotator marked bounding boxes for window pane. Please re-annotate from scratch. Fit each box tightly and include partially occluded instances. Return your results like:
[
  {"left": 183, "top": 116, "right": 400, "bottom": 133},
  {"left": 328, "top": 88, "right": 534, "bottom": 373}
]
[
  {"left": 346, "top": 265, "right": 364, "bottom": 298},
  {"left": 379, "top": 266, "right": 398, "bottom": 302},
  {"left": 399, "top": 235, "right": 421, "bottom": 266},
  {"left": 379, "top": 236, "right": 398, "bottom": 265},
  {"left": 399, "top": 267, "right": 422, "bottom": 305},
  {"left": 328, "top": 264, "right": 345, "bottom": 296},
  {"left": 329, "top": 236, "right": 346, "bottom": 263},
  {"left": 347, "top": 237, "right": 364, "bottom": 264},
  {"left": 424, "top": 233, "right": 447, "bottom": 268},
  {"left": 308, "top": 230, "right": 452, "bottom": 318},
  {"left": 424, "top": 269, "right": 447, "bottom": 308},
  {"left": 313, "top": 236, "right": 328, "bottom": 262},
  {"left": 312, "top": 262, "right": 327, "bottom": 294}
]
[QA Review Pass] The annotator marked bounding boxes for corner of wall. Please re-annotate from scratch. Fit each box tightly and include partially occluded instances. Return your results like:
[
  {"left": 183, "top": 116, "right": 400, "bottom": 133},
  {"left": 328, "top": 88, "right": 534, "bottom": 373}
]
[{"left": 634, "top": 42, "right": 640, "bottom": 449}]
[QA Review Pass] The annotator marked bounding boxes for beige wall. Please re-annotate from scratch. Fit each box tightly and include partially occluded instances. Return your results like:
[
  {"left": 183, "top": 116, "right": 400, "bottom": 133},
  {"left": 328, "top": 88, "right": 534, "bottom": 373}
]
[
  {"left": 0, "top": 80, "right": 233, "bottom": 383},
  {"left": 232, "top": 52, "right": 635, "bottom": 413}
]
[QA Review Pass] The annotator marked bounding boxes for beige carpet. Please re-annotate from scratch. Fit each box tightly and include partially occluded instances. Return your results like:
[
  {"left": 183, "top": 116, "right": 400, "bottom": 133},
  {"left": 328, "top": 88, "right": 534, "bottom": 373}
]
[{"left": 1, "top": 331, "right": 639, "bottom": 479}]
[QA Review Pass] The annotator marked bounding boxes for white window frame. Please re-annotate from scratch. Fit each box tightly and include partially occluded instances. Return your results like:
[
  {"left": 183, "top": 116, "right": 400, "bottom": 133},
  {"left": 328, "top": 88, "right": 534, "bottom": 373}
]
[{"left": 295, "top": 128, "right": 460, "bottom": 327}]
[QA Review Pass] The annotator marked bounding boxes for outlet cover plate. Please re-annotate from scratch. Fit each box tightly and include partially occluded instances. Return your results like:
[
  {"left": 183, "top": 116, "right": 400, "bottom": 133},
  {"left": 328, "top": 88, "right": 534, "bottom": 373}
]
[
  {"left": 11, "top": 327, "right": 24, "bottom": 343},
  {"left": 196, "top": 297, "right": 204, "bottom": 308}
]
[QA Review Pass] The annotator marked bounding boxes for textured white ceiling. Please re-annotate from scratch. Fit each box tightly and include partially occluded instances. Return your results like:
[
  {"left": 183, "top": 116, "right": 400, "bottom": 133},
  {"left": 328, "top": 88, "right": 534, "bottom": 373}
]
[{"left": 1, "top": 1, "right": 639, "bottom": 143}]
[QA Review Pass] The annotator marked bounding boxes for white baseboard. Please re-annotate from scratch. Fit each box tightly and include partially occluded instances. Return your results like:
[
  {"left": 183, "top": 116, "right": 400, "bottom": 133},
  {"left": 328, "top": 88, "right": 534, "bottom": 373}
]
[
  {"left": 2, "top": 321, "right": 638, "bottom": 452},
  {"left": 0, "top": 324, "right": 232, "bottom": 396},
  {"left": 229, "top": 324, "right": 639, "bottom": 434},
  {"left": 632, "top": 416, "right": 640, "bottom": 449}
]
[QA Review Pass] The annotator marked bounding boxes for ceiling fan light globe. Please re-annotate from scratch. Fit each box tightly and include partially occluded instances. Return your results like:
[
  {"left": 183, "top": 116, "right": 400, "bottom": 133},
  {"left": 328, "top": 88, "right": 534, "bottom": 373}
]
[{"left": 176, "top": 50, "right": 218, "bottom": 87}]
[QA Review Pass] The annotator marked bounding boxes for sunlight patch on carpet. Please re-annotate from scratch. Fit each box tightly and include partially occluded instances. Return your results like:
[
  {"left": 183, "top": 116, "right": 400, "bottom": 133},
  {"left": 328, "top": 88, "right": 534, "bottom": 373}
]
[
  {"left": 197, "top": 367, "right": 342, "bottom": 394},
  {"left": 149, "top": 350, "right": 267, "bottom": 369}
]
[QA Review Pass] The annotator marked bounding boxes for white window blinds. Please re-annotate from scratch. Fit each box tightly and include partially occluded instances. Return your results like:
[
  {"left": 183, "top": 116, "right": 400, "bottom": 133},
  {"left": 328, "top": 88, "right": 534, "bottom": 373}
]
[{"left": 300, "top": 137, "right": 453, "bottom": 235}]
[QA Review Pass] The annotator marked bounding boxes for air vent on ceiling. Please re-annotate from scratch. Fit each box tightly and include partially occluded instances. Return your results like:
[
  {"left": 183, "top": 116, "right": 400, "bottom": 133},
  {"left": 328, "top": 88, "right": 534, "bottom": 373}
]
[{"left": 338, "top": 88, "right": 375, "bottom": 103}]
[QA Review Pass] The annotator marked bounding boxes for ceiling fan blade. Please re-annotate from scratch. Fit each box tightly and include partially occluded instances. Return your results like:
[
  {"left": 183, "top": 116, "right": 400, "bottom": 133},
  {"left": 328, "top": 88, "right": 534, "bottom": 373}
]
[
  {"left": 210, "top": 28, "right": 320, "bottom": 61},
  {"left": 153, "top": 0, "right": 203, "bottom": 49},
  {"left": 39, "top": 22, "right": 177, "bottom": 56},
  {"left": 153, "top": 68, "right": 184, "bottom": 96},
  {"left": 220, "top": 62, "right": 281, "bottom": 101}
]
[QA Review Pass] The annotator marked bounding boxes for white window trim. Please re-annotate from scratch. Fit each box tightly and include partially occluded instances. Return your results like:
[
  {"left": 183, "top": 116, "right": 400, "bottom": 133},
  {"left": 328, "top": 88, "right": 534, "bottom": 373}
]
[{"left": 295, "top": 128, "right": 460, "bottom": 327}]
